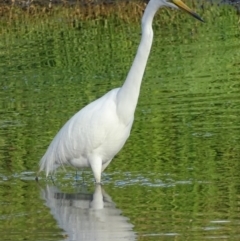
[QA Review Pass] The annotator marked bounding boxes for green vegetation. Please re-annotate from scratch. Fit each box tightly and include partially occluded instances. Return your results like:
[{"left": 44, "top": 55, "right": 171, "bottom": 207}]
[
  {"left": 0, "top": 2, "right": 240, "bottom": 240},
  {"left": 0, "top": 0, "right": 146, "bottom": 23},
  {"left": 0, "top": 0, "right": 237, "bottom": 24}
]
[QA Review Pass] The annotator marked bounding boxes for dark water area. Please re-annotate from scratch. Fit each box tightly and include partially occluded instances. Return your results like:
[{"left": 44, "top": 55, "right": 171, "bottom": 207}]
[{"left": 0, "top": 1, "right": 240, "bottom": 241}]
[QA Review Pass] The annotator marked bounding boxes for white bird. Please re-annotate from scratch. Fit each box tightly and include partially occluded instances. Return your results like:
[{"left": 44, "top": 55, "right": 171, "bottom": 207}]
[{"left": 37, "top": 0, "right": 203, "bottom": 183}]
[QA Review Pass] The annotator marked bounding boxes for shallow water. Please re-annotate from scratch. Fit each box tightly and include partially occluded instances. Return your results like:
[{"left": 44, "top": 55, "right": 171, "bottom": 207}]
[{"left": 0, "top": 3, "right": 240, "bottom": 241}]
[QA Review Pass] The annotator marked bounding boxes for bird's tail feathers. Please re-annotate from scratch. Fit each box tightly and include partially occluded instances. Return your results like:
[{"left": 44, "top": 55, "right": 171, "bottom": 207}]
[
  {"left": 38, "top": 138, "right": 70, "bottom": 177},
  {"left": 38, "top": 122, "right": 77, "bottom": 177}
]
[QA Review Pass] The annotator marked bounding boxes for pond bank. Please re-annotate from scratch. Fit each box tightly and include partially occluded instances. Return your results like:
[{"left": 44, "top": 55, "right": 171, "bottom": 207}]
[
  {"left": 0, "top": 0, "right": 239, "bottom": 23},
  {"left": 0, "top": 0, "right": 145, "bottom": 21}
]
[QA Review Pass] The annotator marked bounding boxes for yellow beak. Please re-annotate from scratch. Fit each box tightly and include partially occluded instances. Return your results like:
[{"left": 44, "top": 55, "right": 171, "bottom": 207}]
[{"left": 172, "top": 0, "right": 204, "bottom": 22}]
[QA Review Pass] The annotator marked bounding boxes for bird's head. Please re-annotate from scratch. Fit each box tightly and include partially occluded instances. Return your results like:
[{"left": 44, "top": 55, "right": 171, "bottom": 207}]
[{"left": 155, "top": 0, "right": 204, "bottom": 22}]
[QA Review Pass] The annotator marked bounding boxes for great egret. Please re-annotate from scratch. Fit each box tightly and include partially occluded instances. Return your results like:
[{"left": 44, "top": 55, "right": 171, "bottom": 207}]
[{"left": 37, "top": 0, "right": 203, "bottom": 183}]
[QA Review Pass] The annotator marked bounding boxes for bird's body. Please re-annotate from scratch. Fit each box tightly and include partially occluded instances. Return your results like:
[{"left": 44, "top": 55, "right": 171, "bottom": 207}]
[
  {"left": 41, "top": 88, "right": 134, "bottom": 181},
  {"left": 38, "top": 0, "right": 203, "bottom": 183}
]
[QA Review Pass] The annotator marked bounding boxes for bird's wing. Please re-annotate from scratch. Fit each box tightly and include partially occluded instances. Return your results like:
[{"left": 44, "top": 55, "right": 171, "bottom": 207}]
[{"left": 60, "top": 88, "right": 121, "bottom": 156}]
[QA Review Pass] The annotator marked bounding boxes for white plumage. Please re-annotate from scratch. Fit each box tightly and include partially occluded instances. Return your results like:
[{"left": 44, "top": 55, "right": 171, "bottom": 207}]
[{"left": 38, "top": 0, "right": 203, "bottom": 183}]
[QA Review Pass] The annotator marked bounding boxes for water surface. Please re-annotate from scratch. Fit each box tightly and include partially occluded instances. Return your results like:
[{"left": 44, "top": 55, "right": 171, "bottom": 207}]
[{"left": 0, "top": 3, "right": 240, "bottom": 241}]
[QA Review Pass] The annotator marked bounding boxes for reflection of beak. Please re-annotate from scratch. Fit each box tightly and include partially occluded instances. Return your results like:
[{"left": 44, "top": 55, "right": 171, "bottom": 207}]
[{"left": 172, "top": 0, "right": 204, "bottom": 22}]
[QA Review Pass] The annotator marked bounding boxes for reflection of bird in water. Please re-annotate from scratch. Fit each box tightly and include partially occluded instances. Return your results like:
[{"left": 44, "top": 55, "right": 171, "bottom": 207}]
[
  {"left": 38, "top": 0, "right": 203, "bottom": 183},
  {"left": 41, "top": 185, "right": 136, "bottom": 241}
]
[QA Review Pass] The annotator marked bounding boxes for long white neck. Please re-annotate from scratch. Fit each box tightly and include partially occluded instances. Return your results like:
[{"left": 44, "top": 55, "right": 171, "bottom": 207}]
[{"left": 116, "top": 0, "right": 160, "bottom": 123}]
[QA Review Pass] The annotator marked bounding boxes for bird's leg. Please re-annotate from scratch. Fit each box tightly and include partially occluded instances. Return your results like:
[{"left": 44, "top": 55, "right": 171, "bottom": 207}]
[
  {"left": 82, "top": 169, "right": 85, "bottom": 183},
  {"left": 75, "top": 170, "right": 78, "bottom": 181},
  {"left": 50, "top": 175, "right": 56, "bottom": 185},
  {"left": 75, "top": 169, "right": 85, "bottom": 184},
  {"left": 35, "top": 176, "right": 39, "bottom": 182},
  {"left": 89, "top": 157, "right": 102, "bottom": 184},
  {"left": 35, "top": 170, "right": 41, "bottom": 182},
  {"left": 101, "top": 159, "right": 112, "bottom": 173}
]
